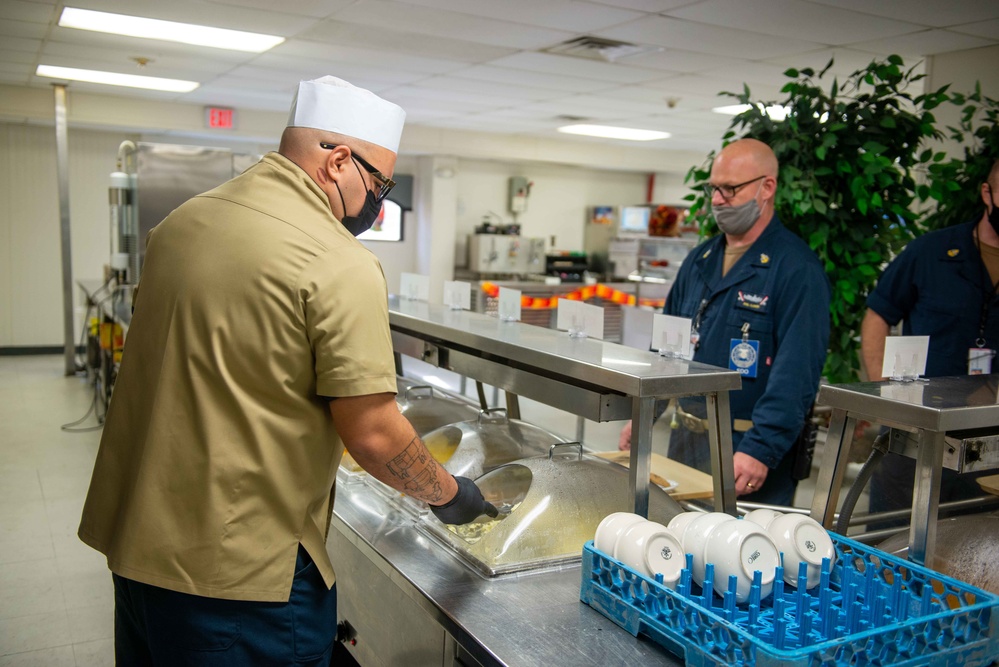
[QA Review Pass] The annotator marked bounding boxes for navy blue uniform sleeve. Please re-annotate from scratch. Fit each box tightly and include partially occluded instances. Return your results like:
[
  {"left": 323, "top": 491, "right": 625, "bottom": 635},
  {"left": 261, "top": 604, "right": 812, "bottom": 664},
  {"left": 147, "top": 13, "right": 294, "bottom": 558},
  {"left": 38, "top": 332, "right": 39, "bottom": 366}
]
[
  {"left": 866, "top": 247, "right": 918, "bottom": 326},
  {"left": 737, "top": 259, "right": 831, "bottom": 467}
]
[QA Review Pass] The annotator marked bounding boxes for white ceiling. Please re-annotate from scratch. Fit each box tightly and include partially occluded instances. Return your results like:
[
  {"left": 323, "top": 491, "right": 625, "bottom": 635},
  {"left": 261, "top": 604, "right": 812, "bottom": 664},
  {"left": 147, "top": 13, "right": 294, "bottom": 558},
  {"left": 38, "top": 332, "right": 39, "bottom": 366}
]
[{"left": 2, "top": 0, "right": 998, "bottom": 153}]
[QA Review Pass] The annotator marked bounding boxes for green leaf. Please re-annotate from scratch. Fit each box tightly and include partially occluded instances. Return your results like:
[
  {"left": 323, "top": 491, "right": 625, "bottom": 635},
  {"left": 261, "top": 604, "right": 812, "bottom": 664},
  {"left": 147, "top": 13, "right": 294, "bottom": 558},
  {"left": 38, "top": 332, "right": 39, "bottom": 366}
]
[{"left": 784, "top": 68, "right": 799, "bottom": 78}]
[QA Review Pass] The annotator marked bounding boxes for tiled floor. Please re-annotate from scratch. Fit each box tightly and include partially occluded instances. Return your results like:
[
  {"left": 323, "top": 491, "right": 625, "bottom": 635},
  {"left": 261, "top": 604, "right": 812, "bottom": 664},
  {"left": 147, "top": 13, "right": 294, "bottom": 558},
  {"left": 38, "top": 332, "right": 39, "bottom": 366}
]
[
  {"left": 0, "top": 354, "right": 867, "bottom": 666},
  {"left": 0, "top": 355, "right": 113, "bottom": 666}
]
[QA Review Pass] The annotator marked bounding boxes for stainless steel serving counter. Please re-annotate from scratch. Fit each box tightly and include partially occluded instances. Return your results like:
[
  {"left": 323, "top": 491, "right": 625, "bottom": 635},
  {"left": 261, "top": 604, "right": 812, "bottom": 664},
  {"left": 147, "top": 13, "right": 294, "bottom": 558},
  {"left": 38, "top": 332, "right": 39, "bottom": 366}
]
[
  {"left": 329, "top": 480, "right": 682, "bottom": 667},
  {"left": 388, "top": 296, "right": 742, "bottom": 515},
  {"left": 809, "top": 375, "right": 999, "bottom": 566}
]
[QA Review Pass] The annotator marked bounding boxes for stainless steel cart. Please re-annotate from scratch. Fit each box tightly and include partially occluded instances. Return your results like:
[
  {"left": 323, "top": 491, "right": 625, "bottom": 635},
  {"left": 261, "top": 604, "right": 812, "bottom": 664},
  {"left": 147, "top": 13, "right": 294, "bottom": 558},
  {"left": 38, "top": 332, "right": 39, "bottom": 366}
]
[{"left": 329, "top": 298, "right": 742, "bottom": 666}]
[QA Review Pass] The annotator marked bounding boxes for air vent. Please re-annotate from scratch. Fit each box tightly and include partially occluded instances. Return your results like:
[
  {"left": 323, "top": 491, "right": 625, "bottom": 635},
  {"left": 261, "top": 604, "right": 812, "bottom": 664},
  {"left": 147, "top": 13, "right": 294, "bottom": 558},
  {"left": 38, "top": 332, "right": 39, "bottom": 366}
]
[
  {"left": 543, "top": 36, "right": 658, "bottom": 62},
  {"left": 555, "top": 114, "right": 589, "bottom": 122}
]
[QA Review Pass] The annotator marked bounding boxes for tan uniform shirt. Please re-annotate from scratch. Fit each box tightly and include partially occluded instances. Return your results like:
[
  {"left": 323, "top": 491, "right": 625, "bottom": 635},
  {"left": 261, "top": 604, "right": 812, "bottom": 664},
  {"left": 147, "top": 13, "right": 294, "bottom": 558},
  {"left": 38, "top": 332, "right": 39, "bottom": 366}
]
[{"left": 79, "top": 152, "right": 397, "bottom": 602}]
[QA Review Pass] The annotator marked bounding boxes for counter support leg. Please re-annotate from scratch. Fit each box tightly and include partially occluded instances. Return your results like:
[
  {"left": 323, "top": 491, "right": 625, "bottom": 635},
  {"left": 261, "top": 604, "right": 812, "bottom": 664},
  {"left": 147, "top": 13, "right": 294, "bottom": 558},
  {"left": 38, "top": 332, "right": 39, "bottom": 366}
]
[
  {"left": 809, "top": 408, "right": 855, "bottom": 529},
  {"left": 629, "top": 396, "right": 655, "bottom": 518},
  {"left": 706, "top": 392, "right": 736, "bottom": 514},
  {"left": 909, "top": 429, "right": 945, "bottom": 566}
]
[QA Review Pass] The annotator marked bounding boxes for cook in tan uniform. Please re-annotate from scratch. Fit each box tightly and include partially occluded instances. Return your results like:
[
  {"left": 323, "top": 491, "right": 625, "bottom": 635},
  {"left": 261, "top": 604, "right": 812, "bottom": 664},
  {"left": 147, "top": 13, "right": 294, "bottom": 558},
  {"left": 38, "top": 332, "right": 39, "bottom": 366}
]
[{"left": 79, "top": 76, "right": 494, "bottom": 665}]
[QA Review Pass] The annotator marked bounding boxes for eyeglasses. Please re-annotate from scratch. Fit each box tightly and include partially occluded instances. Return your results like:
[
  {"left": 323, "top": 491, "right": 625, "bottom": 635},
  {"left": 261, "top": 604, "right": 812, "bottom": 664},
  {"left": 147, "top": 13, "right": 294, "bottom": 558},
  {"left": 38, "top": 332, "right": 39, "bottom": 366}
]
[
  {"left": 703, "top": 175, "right": 766, "bottom": 201},
  {"left": 319, "top": 142, "right": 396, "bottom": 202}
]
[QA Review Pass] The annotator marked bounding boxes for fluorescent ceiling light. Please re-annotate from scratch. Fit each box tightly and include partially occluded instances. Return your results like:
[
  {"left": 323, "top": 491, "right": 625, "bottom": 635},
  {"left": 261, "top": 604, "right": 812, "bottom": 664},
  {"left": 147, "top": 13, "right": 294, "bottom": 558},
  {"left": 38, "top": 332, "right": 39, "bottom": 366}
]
[
  {"left": 712, "top": 103, "right": 790, "bottom": 121},
  {"left": 557, "top": 124, "right": 670, "bottom": 141},
  {"left": 59, "top": 7, "right": 284, "bottom": 53},
  {"left": 36, "top": 65, "right": 199, "bottom": 93}
]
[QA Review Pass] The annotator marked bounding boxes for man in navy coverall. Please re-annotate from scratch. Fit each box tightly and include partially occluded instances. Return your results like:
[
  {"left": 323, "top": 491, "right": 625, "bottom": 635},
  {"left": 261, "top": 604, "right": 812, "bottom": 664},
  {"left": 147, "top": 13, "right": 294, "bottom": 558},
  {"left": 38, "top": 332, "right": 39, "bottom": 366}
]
[
  {"left": 862, "top": 158, "right": 999, "bottom": 517},
  {"left": 621, "top": 139, "right": 831, "bottom": 506}
]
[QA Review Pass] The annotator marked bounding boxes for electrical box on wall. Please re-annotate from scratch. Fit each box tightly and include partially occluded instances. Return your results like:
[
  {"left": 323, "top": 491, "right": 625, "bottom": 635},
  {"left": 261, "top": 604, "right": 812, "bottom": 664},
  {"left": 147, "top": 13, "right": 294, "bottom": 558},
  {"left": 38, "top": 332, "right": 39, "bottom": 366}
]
[{"left": 508, "top": 176, "right": 531, "bottom": 215}]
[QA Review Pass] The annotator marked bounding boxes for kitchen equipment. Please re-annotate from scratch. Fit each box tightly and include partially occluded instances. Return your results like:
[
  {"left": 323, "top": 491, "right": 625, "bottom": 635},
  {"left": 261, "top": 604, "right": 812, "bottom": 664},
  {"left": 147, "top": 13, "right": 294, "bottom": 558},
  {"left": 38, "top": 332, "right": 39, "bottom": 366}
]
[
  {"left": 366, "top": 407, "right": 567, "bottom": 512},
  {"left": 423, "top": 408, "right": 566, "bottom": 480},
  {"left": 419, "top": 444, "right": 684, "bottom": 577}
]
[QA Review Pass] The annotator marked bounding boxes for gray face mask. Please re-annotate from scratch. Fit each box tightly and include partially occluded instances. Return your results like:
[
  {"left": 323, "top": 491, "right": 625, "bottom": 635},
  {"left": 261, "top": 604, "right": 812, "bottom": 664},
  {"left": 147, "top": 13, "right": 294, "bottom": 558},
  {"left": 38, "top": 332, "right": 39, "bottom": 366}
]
[{"left": 713, "top": 182, "right": 763, "bottom": 236}]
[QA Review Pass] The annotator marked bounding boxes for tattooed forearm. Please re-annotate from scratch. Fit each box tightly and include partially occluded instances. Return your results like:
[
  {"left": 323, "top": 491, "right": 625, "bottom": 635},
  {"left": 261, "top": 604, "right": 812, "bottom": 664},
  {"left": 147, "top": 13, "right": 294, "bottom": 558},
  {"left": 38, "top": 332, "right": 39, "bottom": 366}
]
[{"left": 387, "top": 436, "right": 446, "bottom": 503}]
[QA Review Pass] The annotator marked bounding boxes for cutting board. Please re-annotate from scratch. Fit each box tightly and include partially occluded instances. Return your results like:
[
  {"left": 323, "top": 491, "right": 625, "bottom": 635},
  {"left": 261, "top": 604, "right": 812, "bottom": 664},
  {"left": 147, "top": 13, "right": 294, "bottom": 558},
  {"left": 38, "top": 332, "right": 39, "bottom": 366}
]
[
  {"left": 594, "top": 450, "right": 714, "bottom": 501},
  {"left": 978, "top": 474, "right": 999, "bottom": 497}
]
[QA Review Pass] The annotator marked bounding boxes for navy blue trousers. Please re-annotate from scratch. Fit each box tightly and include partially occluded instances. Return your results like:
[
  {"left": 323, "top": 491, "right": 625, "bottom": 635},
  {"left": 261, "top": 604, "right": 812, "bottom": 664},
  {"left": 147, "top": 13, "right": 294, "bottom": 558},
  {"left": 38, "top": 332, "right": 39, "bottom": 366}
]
[{"left": 113, "top": 545, "right": 336, "bottom": 666}]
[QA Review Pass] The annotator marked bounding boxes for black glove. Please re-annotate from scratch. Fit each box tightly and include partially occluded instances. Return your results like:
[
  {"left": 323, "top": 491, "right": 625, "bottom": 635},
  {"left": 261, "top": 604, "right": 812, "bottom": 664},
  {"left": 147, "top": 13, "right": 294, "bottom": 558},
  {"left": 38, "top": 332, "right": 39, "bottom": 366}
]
[{"left": 430, "top": 476, "right": 499, "bottom": 525}]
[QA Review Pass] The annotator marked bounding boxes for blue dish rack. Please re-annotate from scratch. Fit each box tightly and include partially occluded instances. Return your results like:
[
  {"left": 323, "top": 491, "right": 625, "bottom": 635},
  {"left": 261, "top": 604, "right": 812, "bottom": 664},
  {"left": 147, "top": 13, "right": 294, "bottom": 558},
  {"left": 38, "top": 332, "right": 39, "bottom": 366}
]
[{"left": 580, "top": 534, "right": 999, "bottom": 666}]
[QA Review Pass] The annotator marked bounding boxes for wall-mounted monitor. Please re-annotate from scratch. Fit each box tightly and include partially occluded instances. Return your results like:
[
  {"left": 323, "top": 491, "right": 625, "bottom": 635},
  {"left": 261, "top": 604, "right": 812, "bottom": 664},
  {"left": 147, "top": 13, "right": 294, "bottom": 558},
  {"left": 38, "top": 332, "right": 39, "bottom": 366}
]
[{"left": 619, "top": 206, "right": 651, "bottom": 234}]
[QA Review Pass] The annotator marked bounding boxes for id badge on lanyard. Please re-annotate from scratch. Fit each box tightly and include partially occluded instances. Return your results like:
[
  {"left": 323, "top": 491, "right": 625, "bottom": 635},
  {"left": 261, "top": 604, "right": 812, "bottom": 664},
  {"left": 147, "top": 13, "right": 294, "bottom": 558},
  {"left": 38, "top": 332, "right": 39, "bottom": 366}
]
[
  {"left": 730, "top": 322, "right": 760, "bottom": 378},
  {"left": 969, "top": 347, "right": 995, "bottom": 375}
]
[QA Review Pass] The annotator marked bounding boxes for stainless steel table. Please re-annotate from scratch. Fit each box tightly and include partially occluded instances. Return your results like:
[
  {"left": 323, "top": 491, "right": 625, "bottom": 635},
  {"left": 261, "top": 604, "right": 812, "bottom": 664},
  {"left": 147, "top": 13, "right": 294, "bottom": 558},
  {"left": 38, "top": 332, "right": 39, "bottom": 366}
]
[
  {"left": 329, "top": 480, "right": 683, "bottom": 667},
  {"left": 809, "top": 375, "right": 999, "bottom": 566}
]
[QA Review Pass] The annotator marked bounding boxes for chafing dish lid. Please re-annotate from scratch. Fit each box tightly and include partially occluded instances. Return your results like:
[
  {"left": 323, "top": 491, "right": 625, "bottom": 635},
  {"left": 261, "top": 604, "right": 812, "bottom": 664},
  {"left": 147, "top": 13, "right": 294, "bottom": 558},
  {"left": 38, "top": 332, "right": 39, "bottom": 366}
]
[
  {"left": 423, "top": 408, "right": 567, "bottom": 479},
  {"left": 420, "top": 444, "right": 683, "bottom": 575}
]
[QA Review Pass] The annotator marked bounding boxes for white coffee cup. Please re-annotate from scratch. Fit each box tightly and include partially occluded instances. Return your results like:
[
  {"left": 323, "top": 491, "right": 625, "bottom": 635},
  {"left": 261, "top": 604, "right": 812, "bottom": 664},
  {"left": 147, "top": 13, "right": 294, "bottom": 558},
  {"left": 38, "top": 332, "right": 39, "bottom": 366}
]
[
  {"left": 766, "top": 513, "right": 836, "bottom": 589},
  {"left": 681, "top": 512, "right": 737, "bottom": 585},
  {"left": 703, "top": 519, "right": 780, "bottom": 603},
  {"left": 594, "top": 512, "right": 646, "bottom": 555},
  {"left": 743, "top": 508, "right": 784, "bottom": 531},
  {"left": 666, "top": 511, "right": 701, "bottom": 545}
]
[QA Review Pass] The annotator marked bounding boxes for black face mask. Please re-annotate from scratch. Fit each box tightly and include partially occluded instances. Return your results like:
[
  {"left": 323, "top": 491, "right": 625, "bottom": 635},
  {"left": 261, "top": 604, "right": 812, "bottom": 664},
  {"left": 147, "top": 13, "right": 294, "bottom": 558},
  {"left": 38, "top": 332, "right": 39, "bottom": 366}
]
[
  {"left": 334, "top": 158, "right": 381, "bottom": 237},
  {"left": 987, "top": 184, "right": 999, "bottom": 237}
]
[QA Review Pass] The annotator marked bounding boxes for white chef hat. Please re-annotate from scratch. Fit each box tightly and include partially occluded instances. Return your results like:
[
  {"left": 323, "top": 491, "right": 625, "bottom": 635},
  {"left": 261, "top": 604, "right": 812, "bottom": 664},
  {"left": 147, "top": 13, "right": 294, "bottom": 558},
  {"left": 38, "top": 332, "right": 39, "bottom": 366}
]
[{"left": 287, "top": 76, "right": 406, "bottom": 153}]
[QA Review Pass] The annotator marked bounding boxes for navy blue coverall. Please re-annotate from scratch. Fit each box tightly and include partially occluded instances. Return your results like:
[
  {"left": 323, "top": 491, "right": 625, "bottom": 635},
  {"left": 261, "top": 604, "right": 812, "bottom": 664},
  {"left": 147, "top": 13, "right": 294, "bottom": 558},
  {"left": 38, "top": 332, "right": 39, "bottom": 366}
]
[
  {"left": 867, "top": 220, "right": 999, "bottom": 514},
  {"left": 665, "top": 215, "right": 831, "bottom": 506}
]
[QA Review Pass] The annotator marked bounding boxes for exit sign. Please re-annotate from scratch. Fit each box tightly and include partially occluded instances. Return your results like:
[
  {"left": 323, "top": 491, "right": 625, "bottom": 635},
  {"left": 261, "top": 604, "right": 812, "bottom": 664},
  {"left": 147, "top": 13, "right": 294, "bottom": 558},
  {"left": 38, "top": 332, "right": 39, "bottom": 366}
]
[{"left": 205, "top": 106, "right": 236, "bottom": 129}]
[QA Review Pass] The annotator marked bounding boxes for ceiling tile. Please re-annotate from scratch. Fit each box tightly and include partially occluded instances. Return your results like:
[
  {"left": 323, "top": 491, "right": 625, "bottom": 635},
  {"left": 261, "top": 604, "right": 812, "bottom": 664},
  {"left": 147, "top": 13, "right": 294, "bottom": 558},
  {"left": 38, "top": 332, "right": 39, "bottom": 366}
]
[
  {"left": 1, "top": 37, "right": 41, "bottom": 54},
  {"left": 587, "top": 0, "right": 699, "bottom": 11},
  {"left": 245, "top": 54, "right": 429, "bottom": 87},
  {"left": 408, "top": 75, "right": 567, "bottom": 103},
  {"left": 0, "top": 61, "right": 33, "bottom": 75},
  {"left": 446, "top": 64, "right": 616, "bottom": 94},
  {"left": 327, "top": 0, "right": 575, "bottom": 50},
  {"left": 803, "top": 0, "right": 999, "bottom": 27},
  {"left": 618, "top": 48, "right": 744, "bottom": 74},
  {"left": 847, "top": 29, "right": 995, "bottom": 56},
  {"left": 667, "top": 0, "right": 924, "bottom": 45},
  {"left": 607, "top": 85, "right": 719, "bottom": 110},
  {"left": 949, "top": 19, "right": 999, "bottom": 40},
  {"left": 0, "top": 19, "right": 48, "bottom": 39},
  {"left": 382, "top": 85, "right": 514, "bottom": 112},
  {"left": 296, "top": 19, "right": 517, "bottom": 63},
  {"left": 0, "top": 0, "right": 56, "bottom": 23},
  {"left": 202, "top": 0, "right": 356, "bottom": 19},
  {"left": 597, "top": 15, "right": 826, "bottom": 59},
  {"left": 0, "top": 49, "right": 38, "bottom": 65},
  {"left": 486, "top": 52, "right": 665, "bottom": 84},
  {"left": 269, "top": 39, "right": 468, "bottom": 75},
  {"left": 644, "top": 73, "right": 784, "bottom": 100},
  {"left": 390, "top": 0, "right": 643, "bottom": 32}
]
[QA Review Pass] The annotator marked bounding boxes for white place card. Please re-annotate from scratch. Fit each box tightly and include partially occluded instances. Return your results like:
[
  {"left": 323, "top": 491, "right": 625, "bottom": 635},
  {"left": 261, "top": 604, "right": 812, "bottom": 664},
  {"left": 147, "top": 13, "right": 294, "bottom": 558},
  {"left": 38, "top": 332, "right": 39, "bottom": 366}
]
[
  {"left": 652, "top": 314, "right": 692, "bottom": 359},
  {"left": 882, "top": 335, "right": 929, "bottom": 381},
  {"left": 400, "top": 273, "right": 430, "bottom": 301},
  {"left": 498, "top": 287, "right": 521, "bottom": 322},
  {"left": 556, "top": 299, "right": 604, "bottom": 339},
  {"left": 443, "top": 280, "right": 471, "bottom": 310}
]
